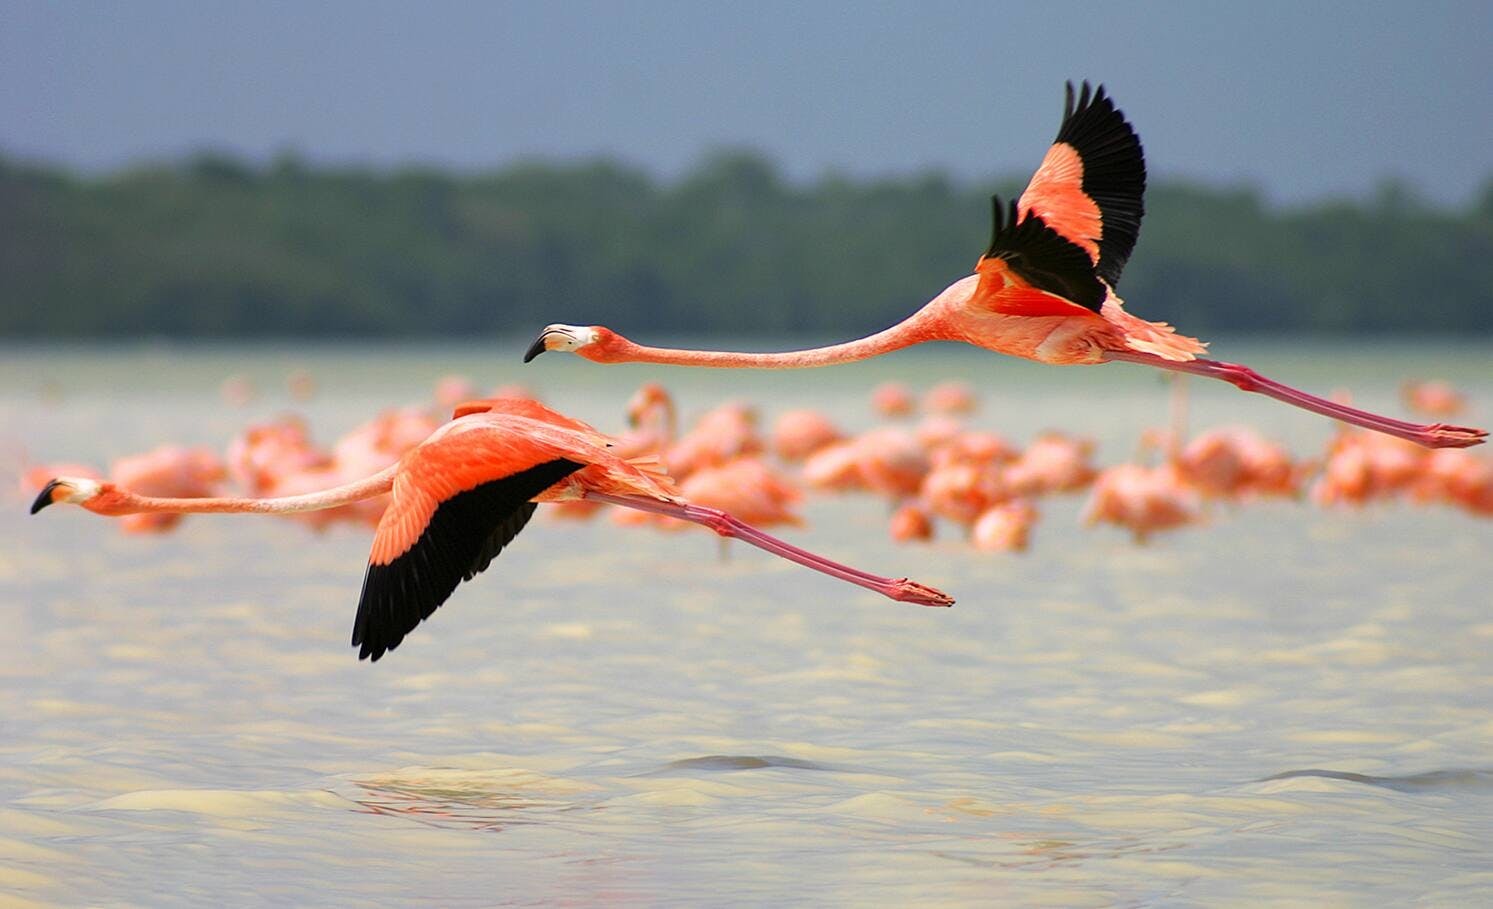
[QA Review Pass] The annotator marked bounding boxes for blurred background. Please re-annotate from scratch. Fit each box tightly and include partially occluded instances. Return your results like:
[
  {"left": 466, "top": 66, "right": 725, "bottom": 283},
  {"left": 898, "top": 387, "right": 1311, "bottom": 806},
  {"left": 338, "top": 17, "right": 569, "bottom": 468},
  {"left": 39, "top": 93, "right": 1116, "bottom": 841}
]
[{"left": 3, "top": 1, "right": 1490, "bottom": 340}]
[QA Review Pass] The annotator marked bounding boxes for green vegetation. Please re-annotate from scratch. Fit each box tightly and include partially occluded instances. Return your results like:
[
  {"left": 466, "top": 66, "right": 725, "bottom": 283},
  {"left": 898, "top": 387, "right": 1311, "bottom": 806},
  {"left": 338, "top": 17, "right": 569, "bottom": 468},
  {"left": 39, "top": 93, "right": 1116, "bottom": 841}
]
[{"left": 2, "top": 150, "right": 1489, "bottom": 338}]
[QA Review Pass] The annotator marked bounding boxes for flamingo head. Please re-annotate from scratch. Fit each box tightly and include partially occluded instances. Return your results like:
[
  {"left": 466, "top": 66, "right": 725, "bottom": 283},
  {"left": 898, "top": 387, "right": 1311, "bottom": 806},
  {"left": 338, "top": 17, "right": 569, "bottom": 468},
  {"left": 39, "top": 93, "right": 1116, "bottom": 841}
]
[
  {"left": 625, "top": 382, "right": 673, "bottom": 428},
  {"left": 523, "top": 324, "right": 616, "bottom": 362},
  {"left": 30, "top": 476, "right": 108, "bottom": 514}
]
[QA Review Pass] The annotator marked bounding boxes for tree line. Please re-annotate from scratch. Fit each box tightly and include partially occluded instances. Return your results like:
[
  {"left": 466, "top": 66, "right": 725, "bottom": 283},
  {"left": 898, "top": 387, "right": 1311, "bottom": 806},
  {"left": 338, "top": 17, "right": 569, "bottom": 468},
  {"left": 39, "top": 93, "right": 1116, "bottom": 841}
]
[{"left": 2, "top": 150, "right": 1489, "bottom": 338}]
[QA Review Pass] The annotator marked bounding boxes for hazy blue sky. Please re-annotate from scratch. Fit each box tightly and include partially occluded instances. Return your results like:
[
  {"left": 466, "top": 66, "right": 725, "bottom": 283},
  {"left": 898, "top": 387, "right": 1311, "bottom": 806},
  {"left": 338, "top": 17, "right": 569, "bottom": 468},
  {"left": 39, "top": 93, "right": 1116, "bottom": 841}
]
[{"left": 4, "top": 1, "right": 1490, "bottom": 205}]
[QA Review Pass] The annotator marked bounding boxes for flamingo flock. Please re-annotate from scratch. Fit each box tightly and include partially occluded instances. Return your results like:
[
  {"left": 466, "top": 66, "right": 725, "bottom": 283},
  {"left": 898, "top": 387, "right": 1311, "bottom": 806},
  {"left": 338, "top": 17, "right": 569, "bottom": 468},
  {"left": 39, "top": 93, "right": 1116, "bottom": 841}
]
[
  {"left": 25, "top": 377, "right": 963, "bottom": 660},
  {"left": 521, "top": 375, "right": 1489, "bottom": 548},
  {"left": 23, "top": 370, "right": 1488, "bottom": 662},
  {"left": 25, "top": 80, "right": 1490, "bottom": 663},
  {"left": 28, "top": 371, "right": 1487, "bottom": 557}
]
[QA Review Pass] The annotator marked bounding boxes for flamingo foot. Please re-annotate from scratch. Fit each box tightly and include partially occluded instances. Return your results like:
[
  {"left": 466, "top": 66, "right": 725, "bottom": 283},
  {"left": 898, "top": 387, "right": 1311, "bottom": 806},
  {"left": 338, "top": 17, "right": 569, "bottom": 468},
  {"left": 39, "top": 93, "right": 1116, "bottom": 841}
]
[
  {"left": 588, "top": 492, "right": 956, "bottom": 609},
  {"left": 887, "top": 578, "right": 956, "bottom": 607},
  {"left": 1104, "top": 352, "right": 1488, "bottom": 450},
  {"left": 1418, "top": 423, "right": 1488, "bottom": 449}
]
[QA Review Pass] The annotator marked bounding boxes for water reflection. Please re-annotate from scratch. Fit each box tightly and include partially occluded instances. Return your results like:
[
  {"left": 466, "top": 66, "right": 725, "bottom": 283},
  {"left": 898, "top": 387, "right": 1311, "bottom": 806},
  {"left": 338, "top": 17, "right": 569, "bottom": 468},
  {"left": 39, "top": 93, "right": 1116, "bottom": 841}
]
[
  {"left": 344, "top": 767, "right": 604, "bottom": 832},
  {"left": 1263, "top": 768, "right": 1493, "bottom": 794},
  {"left": 642, "top": 754, "right": 840, "bottom": 775}
]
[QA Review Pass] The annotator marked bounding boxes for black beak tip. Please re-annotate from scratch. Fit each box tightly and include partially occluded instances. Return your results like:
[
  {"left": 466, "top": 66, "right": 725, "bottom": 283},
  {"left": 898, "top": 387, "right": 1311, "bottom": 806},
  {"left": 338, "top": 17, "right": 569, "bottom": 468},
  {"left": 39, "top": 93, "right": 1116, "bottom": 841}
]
[
  {"left": 30, "top": 480, "right": 60, "bottom": 515},
  {"left": 522, "top": 335, "right": 547, "bottom": 364}
]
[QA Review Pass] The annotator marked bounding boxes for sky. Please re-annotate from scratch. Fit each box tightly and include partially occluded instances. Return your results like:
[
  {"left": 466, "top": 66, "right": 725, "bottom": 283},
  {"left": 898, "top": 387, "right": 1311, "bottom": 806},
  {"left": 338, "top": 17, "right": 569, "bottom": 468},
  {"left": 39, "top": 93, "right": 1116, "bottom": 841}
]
[{"left": 3, "top": 1, "right": 1491, "bottom": 206}]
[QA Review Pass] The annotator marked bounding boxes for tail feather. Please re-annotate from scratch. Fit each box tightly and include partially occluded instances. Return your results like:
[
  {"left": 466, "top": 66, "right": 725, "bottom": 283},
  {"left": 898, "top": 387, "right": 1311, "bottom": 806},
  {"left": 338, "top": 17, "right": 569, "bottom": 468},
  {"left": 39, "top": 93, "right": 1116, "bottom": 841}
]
[
  {"left": 620, "top": 455, "right": 685, "bottom": 501},
  {"left": 1103, "top": 298, "right": 1207, "bottom": 362},
  {"left": 626, "top": 455, "right": 676, "bottom": 482}
]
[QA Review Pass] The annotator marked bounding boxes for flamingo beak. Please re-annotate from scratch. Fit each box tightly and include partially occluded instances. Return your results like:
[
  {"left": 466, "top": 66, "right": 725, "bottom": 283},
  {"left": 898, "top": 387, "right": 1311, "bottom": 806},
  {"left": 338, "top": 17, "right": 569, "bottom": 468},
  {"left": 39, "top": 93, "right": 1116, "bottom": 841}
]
[
  {"left": 29, "top": 480, "right": 61, "bottom": 515},
  {"left": 522, "top": 332, "right": 551, "bottom": 363},
  {"left": 523, "top": 325, "right": 591, "bottom": 363}
]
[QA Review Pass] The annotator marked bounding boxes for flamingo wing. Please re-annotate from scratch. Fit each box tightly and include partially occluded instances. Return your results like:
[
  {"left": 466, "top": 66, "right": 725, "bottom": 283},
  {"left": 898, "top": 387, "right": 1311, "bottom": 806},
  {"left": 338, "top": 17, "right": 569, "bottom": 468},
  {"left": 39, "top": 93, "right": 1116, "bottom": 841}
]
[
  {"left": 973, "top": 196, "right": 1107, "bottom": 317},
  {"left": 1018, "top": 81, "right": 1146, "bottom": 286},
  {"left": 353, "top": 453, "right": 583, "bottom": 661}
]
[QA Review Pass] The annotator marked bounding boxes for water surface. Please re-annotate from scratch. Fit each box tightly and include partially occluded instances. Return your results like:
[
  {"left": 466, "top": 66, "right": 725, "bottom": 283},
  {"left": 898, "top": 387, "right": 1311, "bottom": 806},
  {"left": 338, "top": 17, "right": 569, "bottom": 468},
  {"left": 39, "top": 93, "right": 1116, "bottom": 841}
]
[{"left": 2, "top": 340, "right": 1490, "bottom": 906}]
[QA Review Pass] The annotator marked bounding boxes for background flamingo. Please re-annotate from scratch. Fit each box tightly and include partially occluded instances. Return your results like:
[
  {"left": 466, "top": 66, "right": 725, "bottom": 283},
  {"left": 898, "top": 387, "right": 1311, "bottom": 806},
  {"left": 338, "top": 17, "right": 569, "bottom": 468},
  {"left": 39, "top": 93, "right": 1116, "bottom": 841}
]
[
  {"left": 1401, "top": 380, "right": 1467, "bottom": 418},
  {"left": 771, "top": 409, "right": 845, "bottom": 462},
  {"left": 870, "top": 382, "right": 916, "bottom": 419},
  {"left": 971, "top": 500, "right": 1039, "bottom": 552},
  {"left": 524, "top": 82, "right": 1485, "bottom": 451}
]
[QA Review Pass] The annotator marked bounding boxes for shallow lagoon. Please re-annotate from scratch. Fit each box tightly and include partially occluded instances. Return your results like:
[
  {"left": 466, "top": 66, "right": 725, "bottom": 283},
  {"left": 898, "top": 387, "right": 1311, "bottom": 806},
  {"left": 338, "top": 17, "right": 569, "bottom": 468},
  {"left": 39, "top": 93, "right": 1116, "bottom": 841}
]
[{"left": 2, "top": 339, "right": 1491, "bottom": 906}]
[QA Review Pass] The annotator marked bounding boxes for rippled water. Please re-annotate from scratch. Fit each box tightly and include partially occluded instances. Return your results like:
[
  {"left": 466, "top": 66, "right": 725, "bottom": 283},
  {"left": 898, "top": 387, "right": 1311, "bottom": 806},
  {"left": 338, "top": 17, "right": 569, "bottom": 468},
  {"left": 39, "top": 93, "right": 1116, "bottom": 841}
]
[{"left": 2, "top": 340, "right": 1491, "bottom": 906}]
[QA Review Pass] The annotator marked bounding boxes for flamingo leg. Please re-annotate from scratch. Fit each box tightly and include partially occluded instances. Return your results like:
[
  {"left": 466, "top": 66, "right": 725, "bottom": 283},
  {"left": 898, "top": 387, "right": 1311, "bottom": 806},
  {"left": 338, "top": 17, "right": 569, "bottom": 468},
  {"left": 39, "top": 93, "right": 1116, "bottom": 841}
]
[
  {"left": 584, "top": 492, "right": 954, "bottom": 607},
  {"left": 1104, "top": 351, "right": 1487, "bottom": 449}
]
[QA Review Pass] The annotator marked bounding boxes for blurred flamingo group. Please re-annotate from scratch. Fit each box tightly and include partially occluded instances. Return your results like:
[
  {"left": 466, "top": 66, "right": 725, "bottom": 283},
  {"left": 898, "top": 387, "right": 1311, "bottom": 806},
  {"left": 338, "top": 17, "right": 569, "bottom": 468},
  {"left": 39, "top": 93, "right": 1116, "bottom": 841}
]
[{"left": 18, "top": 371, "right": 1490, "bottom": 551}]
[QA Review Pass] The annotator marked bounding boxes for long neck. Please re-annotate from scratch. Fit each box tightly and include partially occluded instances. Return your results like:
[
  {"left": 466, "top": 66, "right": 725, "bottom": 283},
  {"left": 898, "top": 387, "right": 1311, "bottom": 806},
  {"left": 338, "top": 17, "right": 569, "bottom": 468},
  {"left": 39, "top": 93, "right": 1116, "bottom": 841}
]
[
  {"left": 106, "top": 463, "right": 399, "bottom": 515},
  {"left": 648, "top": 399, "right": 677, "bottom": 439},
  {"left": 608, "top": 309, "right": 949, "bottom": 369}
]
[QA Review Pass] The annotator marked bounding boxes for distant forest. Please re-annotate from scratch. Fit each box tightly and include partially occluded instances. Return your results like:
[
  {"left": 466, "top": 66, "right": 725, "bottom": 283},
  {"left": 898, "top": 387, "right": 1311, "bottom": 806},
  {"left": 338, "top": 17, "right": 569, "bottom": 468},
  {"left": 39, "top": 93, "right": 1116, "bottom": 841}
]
[{"left": 2, "top": 150, "right": 1490, "bottom": 338}]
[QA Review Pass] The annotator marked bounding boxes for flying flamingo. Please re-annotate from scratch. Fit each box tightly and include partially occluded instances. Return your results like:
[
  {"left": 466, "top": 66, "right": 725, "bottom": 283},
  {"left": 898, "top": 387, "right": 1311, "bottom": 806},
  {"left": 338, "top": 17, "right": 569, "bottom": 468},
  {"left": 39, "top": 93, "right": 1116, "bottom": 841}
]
[
  {"left": 524, "top": 82, "right": 1485, "bottom": 451},
  {"left": 31, "top": 399, "right": 952, "bottom": 661}
]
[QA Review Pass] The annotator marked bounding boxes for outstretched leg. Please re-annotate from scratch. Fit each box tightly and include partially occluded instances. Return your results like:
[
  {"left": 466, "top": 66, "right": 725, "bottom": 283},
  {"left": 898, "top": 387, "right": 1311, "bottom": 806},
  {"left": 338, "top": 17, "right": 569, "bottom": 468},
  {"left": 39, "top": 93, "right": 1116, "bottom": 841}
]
[
  {"left": 585, "top": 492, "right": 954, "bottom": 607},
  {"left": 1104, "top": 351, "right": 1487, "bottom": 449}
]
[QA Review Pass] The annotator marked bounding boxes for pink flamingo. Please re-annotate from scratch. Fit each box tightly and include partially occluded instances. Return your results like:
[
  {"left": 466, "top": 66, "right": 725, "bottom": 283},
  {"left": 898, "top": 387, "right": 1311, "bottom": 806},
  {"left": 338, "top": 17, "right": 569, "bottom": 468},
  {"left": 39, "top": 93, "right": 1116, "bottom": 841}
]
[
  {"left": 664, "top": 401, "right": 764, "bottom": 480},
  {"left": 433, "top": 375, "right": 480, "bottom": 412},
  {"left": 1412, "top": 450, "right": 1493, "bottom": 516},
  {"left": 676, "top": 458, "right": 804, "bottom": 529},
  {"left": 220, "top": 375, "right": 257, "bottom": 408},
  {"left": 1003, "top": 432, "right": 1098, "bottom": 497},
  {"left": 33, "top": 400, "right": 951, "bottom": 660},
  {"left": 889, "top": 503, "right": 935, "bottom": 542},
  {"left": 845, "top": 427, "right": 929, "bottom": 500},
  {"left": 1081, "top": 462, "right": 1201, "bottom": 543},
  {"left": 921, "top": 461, "right": 1009, "bottom": 526},
  {"left": 1401, "top": 380, "right": 1467, "bottom": 418},
  {"left": 617, "top": 382, "right": 678, "bottom": 460},
  {"left": 928, "top": 430, "right": 1019, "bottom": 471},
  {"left": 226, "top": 416, "right": 328, "bottom": 495},
  {"left": 1310, "top": 431, "right": 1425, "bottom": 508},
  {"left": 771, "top": 409, "right": 845, "bottom": 462},
  {"left": 914, "top": 414, "right": 967, "bottom": 453},
  {"left": 870, "top": 382, "right": 917, "bottom": 418},
  {"left": 802, "top": 440, "right": 871, "bottom": 493},
  {"left": 525, "top": 83, "right": 1484, "bottom": 451},
  {"left": 286, "top": 369, "right": 318, "bottom": 402},
  {"left": 923, "top": 381, "right": 979, "bottom": 415},
  {"left": 1175, "top": 426, "right": 1303, "bottom": 501},
  {"left": 970, "top": 500, "right": 1039, "bottom": 552}
]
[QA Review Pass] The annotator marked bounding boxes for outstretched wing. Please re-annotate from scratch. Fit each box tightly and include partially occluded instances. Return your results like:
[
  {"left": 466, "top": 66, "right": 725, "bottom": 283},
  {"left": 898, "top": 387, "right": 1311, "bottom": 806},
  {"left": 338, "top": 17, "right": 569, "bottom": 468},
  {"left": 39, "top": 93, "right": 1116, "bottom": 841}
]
[
  {"left": 973, "top": 195, "right": 1107, "bottom": 316},
  {"left": 353, "top": 428, "right": 584, "bottom": 661},
  {"left": 1018, "top": 81, "right": 1146, "bottom": 286}
]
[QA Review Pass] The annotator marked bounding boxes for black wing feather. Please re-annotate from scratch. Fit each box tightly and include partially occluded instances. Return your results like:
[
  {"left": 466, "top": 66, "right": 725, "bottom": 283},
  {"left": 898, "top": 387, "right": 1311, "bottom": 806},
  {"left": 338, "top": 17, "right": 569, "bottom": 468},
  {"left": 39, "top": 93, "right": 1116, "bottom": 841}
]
[
  {"left": 352, "top": 458, "right": 583, "bottom": 661},
  {"left": 1053, "top": 81, "right": 1146, "bottom": 286},
  {"left": 983, "top": 195, "right": 1107, "bottom": 313}
]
